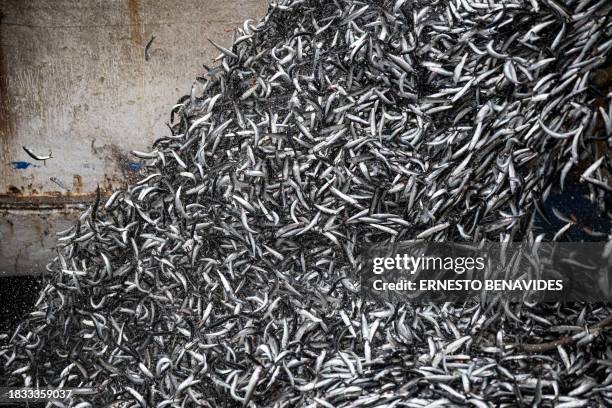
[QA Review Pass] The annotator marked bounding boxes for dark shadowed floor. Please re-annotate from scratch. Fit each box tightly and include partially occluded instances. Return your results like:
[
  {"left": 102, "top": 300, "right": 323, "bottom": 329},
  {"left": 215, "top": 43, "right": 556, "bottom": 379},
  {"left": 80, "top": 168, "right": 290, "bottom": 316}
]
[{"left": 0, "top": 275, "right": 41, "bottom": 335}]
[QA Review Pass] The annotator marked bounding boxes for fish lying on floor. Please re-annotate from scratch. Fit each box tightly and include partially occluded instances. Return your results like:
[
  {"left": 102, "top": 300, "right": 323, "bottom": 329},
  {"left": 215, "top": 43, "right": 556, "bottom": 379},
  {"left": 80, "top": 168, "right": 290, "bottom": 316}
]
[{"left": 3, "top": 1, "right": 612, "bottom": 407}]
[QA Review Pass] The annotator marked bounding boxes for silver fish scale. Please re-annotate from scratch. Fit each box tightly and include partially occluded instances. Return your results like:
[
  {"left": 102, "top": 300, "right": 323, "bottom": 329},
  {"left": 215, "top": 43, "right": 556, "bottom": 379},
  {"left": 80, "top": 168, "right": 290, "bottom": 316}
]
[{"left": 2, "top": 0, "right": 612, "bottom": 407}]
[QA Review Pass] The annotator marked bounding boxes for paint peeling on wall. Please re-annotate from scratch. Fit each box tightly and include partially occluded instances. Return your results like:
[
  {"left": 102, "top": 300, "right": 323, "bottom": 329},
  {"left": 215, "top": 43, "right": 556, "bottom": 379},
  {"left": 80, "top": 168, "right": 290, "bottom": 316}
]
[{"left": 10, "top": 162, "right": 36, "bottom": 170}]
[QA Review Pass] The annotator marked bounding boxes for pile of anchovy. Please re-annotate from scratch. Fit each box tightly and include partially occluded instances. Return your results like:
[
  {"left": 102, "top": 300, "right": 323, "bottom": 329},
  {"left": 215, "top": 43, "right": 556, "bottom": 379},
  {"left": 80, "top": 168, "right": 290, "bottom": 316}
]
[{"left": 2, "top": 0, "right": 612, "bottom": 406}]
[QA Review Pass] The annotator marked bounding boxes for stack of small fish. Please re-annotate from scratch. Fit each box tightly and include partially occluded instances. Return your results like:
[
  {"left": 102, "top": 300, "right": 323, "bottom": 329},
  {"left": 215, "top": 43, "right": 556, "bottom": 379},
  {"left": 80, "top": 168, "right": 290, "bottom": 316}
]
[{"left": 3, "top": 0, "right": 612, "bottom": 406}]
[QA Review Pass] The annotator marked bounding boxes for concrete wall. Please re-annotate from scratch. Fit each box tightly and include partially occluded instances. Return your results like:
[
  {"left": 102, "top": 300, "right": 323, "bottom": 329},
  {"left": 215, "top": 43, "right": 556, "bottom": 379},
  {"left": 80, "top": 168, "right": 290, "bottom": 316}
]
[{"left": 0, "top": 0, "right": 268, "bottom": 275}]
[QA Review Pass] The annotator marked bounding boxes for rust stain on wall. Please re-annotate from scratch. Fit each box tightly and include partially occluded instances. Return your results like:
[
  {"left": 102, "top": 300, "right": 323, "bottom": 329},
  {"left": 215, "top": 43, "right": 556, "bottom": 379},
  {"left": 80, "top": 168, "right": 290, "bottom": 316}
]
[
  {"left": 0, "top": 11, "right": 16, "bottom": 187},
  {"left": 0, "top": 191, "right": 113, "bottom": 210},
  {"left": 1, "top": 168, "right": 124, "bottom": 208},
  {"left": 127, "top": 0, "right": 143, "bottom": 45},
  {"left": 72, "top": 174, "right": 83, "bottom": 193}
]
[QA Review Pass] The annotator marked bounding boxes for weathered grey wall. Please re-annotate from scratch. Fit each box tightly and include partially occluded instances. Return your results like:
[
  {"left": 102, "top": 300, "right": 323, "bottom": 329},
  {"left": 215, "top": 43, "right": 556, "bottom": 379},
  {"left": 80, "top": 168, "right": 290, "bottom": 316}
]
[{"left": 0, "top": 0, "right": 268, "bottom": 275}]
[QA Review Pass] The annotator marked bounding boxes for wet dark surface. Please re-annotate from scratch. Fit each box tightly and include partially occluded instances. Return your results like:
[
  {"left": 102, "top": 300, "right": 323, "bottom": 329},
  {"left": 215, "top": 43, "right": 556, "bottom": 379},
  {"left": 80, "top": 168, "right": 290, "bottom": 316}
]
[
  {"left": 0, "top": 276, "right": 43, "bottom": 397},
  {"left": 0, "top": 402, "right": 46, "bottom": 407},
  {"left": 0, "top": 275, "right": 41, "bottom": 335},
  {"left": 535, "top": 183, "right": 612, "bottom": 241}
]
